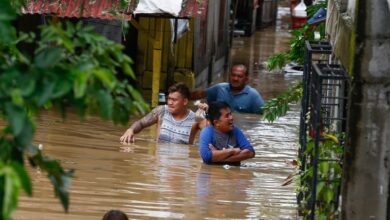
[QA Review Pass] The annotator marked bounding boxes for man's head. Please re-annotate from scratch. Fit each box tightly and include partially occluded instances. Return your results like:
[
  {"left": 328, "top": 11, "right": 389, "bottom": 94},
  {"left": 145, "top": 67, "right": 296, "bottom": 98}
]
[
  {"left": 102, "top": 210, "right": 129, "bottom": 220},
  {"left": 167, "top": 83, "right": 190, "bottom": 115},
  {"left": 207, "top": 101, "right": 234, "bottom": 133},
  {"left": 229, "top": 64, "right": 248, "bottom": 92}
]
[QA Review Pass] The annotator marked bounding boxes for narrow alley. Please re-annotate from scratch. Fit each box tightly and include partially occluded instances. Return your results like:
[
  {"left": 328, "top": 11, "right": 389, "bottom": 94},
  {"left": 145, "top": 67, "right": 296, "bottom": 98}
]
[{"left": 14, "top": 2, "right": 302, "bottom": 220}]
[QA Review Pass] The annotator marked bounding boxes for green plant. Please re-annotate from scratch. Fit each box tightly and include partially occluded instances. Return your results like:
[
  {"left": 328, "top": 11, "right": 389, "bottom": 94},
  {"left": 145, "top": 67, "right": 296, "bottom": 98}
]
[
  {"left": 267, "top": 1, "right": 328, "bottom": 70},
  {"left": 0, "top": 1, "right": 148, "bottom": 219},
  {"left": 264, "top": 2, "right": 328, "bottom": 122},
  {"left": 298, "top": 132, "right": 344, "bottom": 219},
  {"left": 262, "top": 82, "right": 302, "bottom": 122}
]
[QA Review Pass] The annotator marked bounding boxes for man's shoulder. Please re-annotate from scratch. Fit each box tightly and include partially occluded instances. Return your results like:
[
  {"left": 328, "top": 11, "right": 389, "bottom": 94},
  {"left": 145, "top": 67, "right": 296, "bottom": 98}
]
[
  {"left": 151, "top": 105, "right": 166, "bottom": 116},
  {"left": 206, "top": 83, "right": 230, "bottom": 97},
  {"left": 209, "top": 82, "right": 229, "bottom": 89},
  {"left": 244, "top": 85, "right": 262, "bottom": 97},
  {"left": 232, "top": 126, "right": 243, "bottom": 134},
  {"left": 244, "top": 85, "right": 258, "bottom": 93},
  {"left": 201, "top": 125, "right": 214, "bottom": 134}
]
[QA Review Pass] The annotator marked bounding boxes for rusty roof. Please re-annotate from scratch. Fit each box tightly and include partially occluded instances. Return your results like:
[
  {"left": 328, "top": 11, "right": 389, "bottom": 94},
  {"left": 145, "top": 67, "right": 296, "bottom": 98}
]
[{"left": 23, "top": 0, "right": 208, "bottom": 20}]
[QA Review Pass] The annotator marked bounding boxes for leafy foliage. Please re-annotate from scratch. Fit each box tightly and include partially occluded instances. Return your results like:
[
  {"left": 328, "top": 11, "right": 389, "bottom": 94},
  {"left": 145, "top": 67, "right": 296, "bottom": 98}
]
[
  {"left": 264, "top": 2, "right": 328, "bottom": 122},
  {"left": 0, "top": 1, "right": 148, "bottom": 219},
  {"left": 266, "top": 1, "right": 327, "bottom": 70},
  {"left": 265, "top": 1, "right": 344, "bottom": 219},
  {"left": 298, "top": 132, "right": 344, "bottom": 219},
  {"left": 262, "top": 82, "right": 302, "bottom": 122}
]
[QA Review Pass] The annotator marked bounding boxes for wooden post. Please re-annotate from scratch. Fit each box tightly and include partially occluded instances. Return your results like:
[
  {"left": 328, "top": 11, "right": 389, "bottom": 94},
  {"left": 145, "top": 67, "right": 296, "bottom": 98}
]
[{"left": 152, "top": 18, "right": 163, "bottom": 107}]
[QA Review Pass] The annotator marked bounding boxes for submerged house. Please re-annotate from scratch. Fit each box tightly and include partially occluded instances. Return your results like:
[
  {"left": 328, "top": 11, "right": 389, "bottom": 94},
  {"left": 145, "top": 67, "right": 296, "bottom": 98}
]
[{"left": 22, "top": 0, "right": 233, "bottom": 106}]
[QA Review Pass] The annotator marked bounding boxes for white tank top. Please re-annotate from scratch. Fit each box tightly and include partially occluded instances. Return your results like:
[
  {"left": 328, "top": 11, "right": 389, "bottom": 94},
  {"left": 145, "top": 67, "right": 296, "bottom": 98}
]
[{"left": 159, "top": 105, "right": 195, "bottom": 144}]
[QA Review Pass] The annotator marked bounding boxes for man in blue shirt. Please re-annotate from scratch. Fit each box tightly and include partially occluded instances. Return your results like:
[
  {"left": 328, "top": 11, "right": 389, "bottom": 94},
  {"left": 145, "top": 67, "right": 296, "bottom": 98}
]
[
  {"left": 191, "top": 64, "right": 264, "bottom": 114},
  {"left": 199, "top": 101, "right": 255, "bottom": 165}
]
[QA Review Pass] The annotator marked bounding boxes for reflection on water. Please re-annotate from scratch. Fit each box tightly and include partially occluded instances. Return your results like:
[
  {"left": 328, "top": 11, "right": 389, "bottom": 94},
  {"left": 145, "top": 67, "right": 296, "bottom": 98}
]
[
  {"left": 14, "top": 105, "right": 300, "bottom": 220},
  {"left": 14, "top": 4, "right": 302, "bottom": 220}
]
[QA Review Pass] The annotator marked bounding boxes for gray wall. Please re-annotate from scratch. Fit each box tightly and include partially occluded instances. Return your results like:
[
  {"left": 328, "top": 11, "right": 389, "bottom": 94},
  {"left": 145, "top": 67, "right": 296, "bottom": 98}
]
[{"left": 330, "top": 0, "right": 390, "bottom": 219}]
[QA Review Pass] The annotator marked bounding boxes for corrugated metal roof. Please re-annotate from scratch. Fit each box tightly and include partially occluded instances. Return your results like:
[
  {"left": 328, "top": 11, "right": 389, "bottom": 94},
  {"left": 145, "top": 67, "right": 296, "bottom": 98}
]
[
  {"left": 23, "top": 0, "right": 132, "bottom": 20},
  {"left": 179, "top": 0, "right": 208, "bottom": 18},
  {"left": 22, "top": 0, "right": 207, "bottom": 20}
]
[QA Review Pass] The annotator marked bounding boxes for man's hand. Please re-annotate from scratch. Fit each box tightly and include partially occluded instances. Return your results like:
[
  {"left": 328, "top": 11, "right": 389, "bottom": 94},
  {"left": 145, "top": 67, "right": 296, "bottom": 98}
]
[
  {"left": 196, "top": 102, "right": 209, "bottom": 111},
  {"left": 120, "top": 128, "right": 135, "bottom": 144}
]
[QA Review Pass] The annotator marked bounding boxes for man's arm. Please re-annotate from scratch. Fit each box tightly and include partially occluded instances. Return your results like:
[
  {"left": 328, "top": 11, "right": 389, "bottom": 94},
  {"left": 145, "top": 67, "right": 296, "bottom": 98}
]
[
  {"left": 223, "top": 149, "right": 255, "bottom": 162},
  {"left": 250, "top": 88, "right": 265, "bottom": 114},
  {"left": 210, "top": 147, "right": 241, "bottom": 162},
  {"left": 189, "top": 102, "right": 209, "bottom": 144},
  {"left": 120, "top": 106, "right": 163, "bottom": 144},
  {"left": 219, "top": 127, "right": 256, "bottom": 162},
  {"left": 189, "top": 119, "right": 208, "bottom": 144}
]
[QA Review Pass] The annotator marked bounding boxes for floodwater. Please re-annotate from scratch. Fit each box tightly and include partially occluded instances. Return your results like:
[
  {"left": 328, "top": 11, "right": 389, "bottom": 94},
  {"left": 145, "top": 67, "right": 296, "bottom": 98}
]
[{"left": 13, "top": 5, "right": 303, "bottom": 220}]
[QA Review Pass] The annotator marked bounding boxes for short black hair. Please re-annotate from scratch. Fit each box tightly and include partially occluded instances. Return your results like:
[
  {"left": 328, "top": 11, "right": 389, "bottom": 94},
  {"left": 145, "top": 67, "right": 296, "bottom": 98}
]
[
  {"left": 102, "top": 210, "right": 128, "bottom": 220},
  {"left": 206, "top": 101, "right": 231, "bottom": 125},
  {"left": 167, "top": 82, "right": 190, "bottom": 99}
]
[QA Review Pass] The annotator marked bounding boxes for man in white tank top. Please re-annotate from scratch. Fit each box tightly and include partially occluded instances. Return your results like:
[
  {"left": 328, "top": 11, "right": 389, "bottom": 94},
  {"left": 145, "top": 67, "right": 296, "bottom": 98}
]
[{"left": 120, "top": 83, "right": 207, "bottom": 145}]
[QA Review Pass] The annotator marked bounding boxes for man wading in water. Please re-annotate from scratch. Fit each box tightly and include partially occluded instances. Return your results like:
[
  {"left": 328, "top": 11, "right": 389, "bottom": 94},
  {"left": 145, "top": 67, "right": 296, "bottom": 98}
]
[
  {"left": 191, "top": 64, "right": 264, "bottom": 114},
  {"left": 198, "top": 101, "right": 255, "bottom": 165},
  {"left": 120, "top": 83, "right": 208, "bottom": 145}
]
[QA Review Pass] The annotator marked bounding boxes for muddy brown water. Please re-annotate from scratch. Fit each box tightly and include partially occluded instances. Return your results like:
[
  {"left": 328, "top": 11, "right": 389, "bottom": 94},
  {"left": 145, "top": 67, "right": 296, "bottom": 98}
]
[{"left": 13, "top": 6, "right": 303, "bottom": 220}]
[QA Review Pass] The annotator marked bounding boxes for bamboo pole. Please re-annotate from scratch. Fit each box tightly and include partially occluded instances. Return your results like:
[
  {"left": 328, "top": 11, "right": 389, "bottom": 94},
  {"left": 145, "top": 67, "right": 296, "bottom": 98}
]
[{"left": 151, "top": 18, "right": 163, "bottom": 107}]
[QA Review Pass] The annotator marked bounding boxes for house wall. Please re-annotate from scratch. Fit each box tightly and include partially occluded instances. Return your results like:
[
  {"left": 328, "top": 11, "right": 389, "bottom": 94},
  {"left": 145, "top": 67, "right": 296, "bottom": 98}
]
[
  {"left": 136, "top": 17, "right": 195, "bottom": 100},
  {"left": 193, "top": 0, "right": 231, "bottom": 88},
  {"left": 329, "top": 0, "right": 390, "bottom": 218},
  {"left": 132, "top": 0, "right": 232, "bottom": 101}
]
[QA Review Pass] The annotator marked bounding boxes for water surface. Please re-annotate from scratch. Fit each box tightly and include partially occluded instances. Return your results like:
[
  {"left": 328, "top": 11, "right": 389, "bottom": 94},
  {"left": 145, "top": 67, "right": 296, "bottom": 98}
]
[{"left": 14, "top": 5, "right": 302, "bottom": 220}]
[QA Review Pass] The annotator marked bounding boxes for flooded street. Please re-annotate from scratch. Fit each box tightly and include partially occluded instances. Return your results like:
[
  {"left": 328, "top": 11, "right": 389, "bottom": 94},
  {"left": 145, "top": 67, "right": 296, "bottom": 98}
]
[{"left": 14, "top": 5, "right": 302, "bottom": 220}]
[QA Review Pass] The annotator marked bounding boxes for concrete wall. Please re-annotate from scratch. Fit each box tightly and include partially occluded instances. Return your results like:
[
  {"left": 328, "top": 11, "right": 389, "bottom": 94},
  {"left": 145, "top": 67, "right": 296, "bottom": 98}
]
[
  {"left": 326, "top": 0, "right": 353, "bottom": 71},
  {"left": 335, "top": 0, "right": 390, "bottom": 219}
]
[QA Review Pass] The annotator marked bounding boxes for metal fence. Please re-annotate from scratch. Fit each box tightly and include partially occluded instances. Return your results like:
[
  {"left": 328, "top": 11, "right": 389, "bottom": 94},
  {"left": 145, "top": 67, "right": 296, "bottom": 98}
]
[{"left": 298, "top": 40, "right": 349, "bottom": 219}]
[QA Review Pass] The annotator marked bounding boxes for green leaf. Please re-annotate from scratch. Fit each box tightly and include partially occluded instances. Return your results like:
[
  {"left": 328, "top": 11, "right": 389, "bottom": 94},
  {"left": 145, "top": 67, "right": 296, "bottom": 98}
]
[
  {"left": 30, "top": 152, "right": 74, "bottom": 212},
  {"left": 16, "top": 119, "right": 34, "bottom": 148},
  {"left": 35, "top": 79, "right": 56, "bottom": 106},
  {"left": 127, "top": 85, "right": 144, "bottom": 102},
  {"left": 73, "top": 71, "right": 92, "bottom": 98},
  {"left": 98, "top": 90, "right": 113, "bottom": 120},
  {"left": 19, "top": 77, "right": 36, "bottom": 96},
  {"left": 0, "top": 164, "right": 21, "bottom": 220},
  {"left": 51, "top": 78, "right": 72, "bottom": 99},
  {"left": 122, "top": 63, "right": 135, "bottom": 79},
  {"left": 324, "top": 188, "right": 334, "bottom": 203},
  {"left": 0, "top": 2, "right": 17, "bottom": 21},
  {"left": 35, "top": 48, "right": 64, "bottom": 68},
  {"left": 0, "top": 23, "right": 16, "bottom": 44},
  {"left": 49, "top": 171, "right": 73, "bottom": 212},
  {"left": 5, "top": 104, "right": 26, "bottom": 136},
  {"left": 10, "top": 89, "right": 24, "bottom": 106},
  {"left": 0, "top": 139, "right": 12, "bottom": 161},
  {"left": 319, "top": 162, "right": 329, "bottom": 176},
  {"left": 11, "top": 162, "right": 32, "bottom": 196},
  {"left": 318, "top": 213, "right": 327, "bottom": 220},
  {"left": 316, "top": 182, "right": 325, "bottom": 198},
  {"left": 94, "top": 69, "right": 116, "bottom": 89}
]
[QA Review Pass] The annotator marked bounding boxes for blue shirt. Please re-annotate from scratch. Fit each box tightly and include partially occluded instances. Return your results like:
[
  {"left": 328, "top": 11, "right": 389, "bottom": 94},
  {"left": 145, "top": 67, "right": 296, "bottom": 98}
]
[
  {"left": 199, "top": 126, "right": 255, "bottom": 164},
  {"left": 206, "top": 83, "right": 264, "bottom": 114}
]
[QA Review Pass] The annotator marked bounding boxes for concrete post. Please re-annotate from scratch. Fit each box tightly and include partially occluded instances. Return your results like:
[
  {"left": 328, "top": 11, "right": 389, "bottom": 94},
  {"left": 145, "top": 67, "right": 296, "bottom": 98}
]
[{"left": 342, "top": 0, "right": 390, "bottom": 219}]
